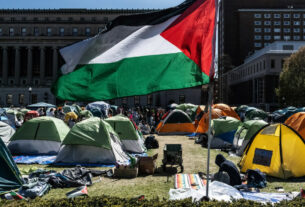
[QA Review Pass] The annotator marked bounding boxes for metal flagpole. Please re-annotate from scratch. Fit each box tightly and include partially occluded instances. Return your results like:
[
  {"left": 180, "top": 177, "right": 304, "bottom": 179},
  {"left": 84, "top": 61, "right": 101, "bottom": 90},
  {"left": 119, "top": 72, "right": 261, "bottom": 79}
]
[{"left": 205, "top": 0, "right": 220, "bottom": 198}]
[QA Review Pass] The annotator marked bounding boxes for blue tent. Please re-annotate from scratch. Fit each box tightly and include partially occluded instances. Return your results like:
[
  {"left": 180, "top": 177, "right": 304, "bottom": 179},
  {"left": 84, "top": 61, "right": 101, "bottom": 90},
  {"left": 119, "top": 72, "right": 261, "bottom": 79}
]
[
  {"left": 272, "top": 107, "right": 305, "bottom": 123},
  {"left": 27, "top": 102, "right": 56, "bottom": 109}
]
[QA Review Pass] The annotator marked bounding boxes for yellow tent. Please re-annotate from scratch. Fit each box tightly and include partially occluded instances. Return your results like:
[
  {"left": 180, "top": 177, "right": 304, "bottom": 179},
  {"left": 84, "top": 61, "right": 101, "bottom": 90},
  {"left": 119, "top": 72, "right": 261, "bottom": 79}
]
[{"left": 239, "top": 123, "right": 305, "bottom": 179}]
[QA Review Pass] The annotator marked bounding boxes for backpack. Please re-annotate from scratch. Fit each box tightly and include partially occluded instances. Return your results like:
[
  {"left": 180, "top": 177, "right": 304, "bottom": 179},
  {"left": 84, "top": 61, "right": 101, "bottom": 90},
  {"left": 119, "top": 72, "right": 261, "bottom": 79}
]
[
  {"left": 144, "top": 135, "right": 159, "bottom": 149},
  {"left": 246, "top": 169, "right": 267, "bottom": 188}
]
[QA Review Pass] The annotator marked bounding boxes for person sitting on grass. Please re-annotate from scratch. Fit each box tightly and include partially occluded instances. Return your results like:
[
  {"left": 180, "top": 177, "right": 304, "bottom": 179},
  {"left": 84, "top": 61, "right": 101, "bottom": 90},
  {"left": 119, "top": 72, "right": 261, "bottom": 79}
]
[{"left": 213, "top": 154, "right": 242, "bottom": 186}]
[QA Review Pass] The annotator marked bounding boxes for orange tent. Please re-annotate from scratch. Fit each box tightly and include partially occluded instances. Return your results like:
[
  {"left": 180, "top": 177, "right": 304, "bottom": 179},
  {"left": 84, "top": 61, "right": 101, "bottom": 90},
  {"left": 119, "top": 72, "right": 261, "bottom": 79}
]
[
  {"left": 213, "top": 103, "right": 240, "bottom": 120},
  {"left": 156, "top": 109, "right": 195, "bottom": 135},
  {"left": 195, "top": 108, "right": 225, "bottom": 134},
  {"left": 285, "top": 112, "right": 305, "bottom": 141}
]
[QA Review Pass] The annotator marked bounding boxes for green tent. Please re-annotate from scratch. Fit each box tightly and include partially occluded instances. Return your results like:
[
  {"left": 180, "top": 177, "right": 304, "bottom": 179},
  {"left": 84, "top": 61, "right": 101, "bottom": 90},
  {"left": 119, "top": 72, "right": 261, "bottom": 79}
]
[
  {"left": 175, "top": 103, "right": 198, "bottom": 121},
  {"left": 233, "top": 120, "right": 268, "bottom": 156},
  {"left": 79, "top": 110, "right": 93, "bottom": 119},
  {"left": 8, "top": 117, "right": 70, "bottom": 155},
  {"left": 55, "top": 117, "right": 129, "bottom": 164},
  {"left": 210, "top": 117, "right": 242, "bottom": 149},
  {"left": 245, "top": 108, "right": 268, "bottom": 121},
  {"left": 105, "top": 115, "right": 146, "bottom": 153},
  {"left": 0, "top": 138, "right": 23, "bottom": 194}
]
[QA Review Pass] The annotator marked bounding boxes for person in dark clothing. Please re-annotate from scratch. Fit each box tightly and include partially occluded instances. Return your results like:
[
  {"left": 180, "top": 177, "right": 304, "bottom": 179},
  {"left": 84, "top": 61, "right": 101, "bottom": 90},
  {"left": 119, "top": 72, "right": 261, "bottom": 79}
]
[{"left": 214, "top": 154, "right": 242, "bottom": 186}]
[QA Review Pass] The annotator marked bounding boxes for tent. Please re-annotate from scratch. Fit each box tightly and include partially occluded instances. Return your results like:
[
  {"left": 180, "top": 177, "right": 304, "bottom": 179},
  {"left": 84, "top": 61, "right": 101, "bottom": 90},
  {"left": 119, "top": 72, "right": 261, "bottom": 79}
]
[
  {"left": 55, "top": 117, "right": 129, "bottom": 164},
  {"left": 175, "top": 103, "right": 198, "bottom": 121},
  {"left": 156, "top": 109, "right": 195, "bottom": 135},
  {"left": 86, "top": 101, "right": 110, "bottom": 118},
  {"left": 27, "top": 102, "right": 56, "bottom": 109},
  {"left": 0, "top": 108, "right": 14, "bottom": 128},
  {"left": 0, "top": 121, "right": 15, "bottom": 145},
  {"left": 272, "top": 107, "right": 305, "bottom": 123},
  {"left": 79, "top": 110, "right": 93, "bottom": 119},
  {"left": 62, "top": 105, "right": 78, "bottom": 114},
  {"left": 195, "top": 108, "right": 225, "bottom": 134},
  {"left": 213, "top": 103, "right": 240, "bottom": 120},
  {"left": 6, "top": 109, "right": 23, "bottom": 126},
  {"left": 233, "top": 120, "right": 268, "bottom": 156},
  {"left": 24, "top": 110, "right": 39, "bottom": 122},
  {"left": 285, "top": 112, "right": 305, "bottom": 141},
  {"left": 244, "top": 108, "right": 268, "bottom": 121},
  {"left": 105, "top": 115, "right": 146, "bottom": 153},
  {"left": 0, "top": 138, "right": 23, "bottom": 194},
  {"left": 210, "top": 117, "right": 241, "bottom": 149},
  {"left": 239, "top": 123, "right": 305, "bottom": 179},
  {"left": 8, "top": 117, "right": 70, "bottom": 155},
  {"left": 64, "top": 112, "right": 78, "bottom": 122}
]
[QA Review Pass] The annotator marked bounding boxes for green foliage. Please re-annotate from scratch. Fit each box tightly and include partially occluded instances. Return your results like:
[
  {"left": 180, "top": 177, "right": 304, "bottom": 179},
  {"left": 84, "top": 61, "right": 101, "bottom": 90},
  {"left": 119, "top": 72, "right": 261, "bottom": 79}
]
[
  {"left": 1, "top": 195, "right": 305, "bottom": 207},
  {"left": 276, "top": 46, "right": 305, "bottom": 107}
]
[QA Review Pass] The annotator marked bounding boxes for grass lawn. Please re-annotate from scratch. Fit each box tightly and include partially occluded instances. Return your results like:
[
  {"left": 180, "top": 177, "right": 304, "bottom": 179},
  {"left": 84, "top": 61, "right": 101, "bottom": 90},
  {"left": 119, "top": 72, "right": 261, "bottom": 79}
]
[{"left": 17, "top": 135, "right": 305, "bottom": 200}]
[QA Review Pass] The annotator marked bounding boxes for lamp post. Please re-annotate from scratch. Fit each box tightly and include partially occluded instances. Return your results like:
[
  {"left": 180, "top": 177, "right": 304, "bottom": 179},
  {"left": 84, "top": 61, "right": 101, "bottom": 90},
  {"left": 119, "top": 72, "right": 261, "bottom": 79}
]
[{"left": 28, "top": 87, "right": 32, "bottom": 105}]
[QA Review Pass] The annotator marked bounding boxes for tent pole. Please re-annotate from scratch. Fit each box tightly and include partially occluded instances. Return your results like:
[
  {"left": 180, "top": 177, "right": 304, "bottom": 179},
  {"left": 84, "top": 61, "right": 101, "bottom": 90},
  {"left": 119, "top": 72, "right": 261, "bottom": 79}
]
[{"left": 205, "top": 83, "right": 214, "bottom": 198}]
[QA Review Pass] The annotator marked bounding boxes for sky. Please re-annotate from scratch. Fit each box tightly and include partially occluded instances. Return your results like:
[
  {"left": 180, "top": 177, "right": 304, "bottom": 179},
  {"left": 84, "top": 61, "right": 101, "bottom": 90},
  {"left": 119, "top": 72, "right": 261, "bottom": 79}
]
[{"left": 1, "top": 0, "right": 185, "bottom": 9}]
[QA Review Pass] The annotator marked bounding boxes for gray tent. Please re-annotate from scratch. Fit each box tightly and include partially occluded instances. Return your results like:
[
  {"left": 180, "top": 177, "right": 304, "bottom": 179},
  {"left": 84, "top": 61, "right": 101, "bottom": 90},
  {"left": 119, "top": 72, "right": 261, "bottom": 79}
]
[{"left": 0, "top": 121, "right": 15, "bottom": 145}]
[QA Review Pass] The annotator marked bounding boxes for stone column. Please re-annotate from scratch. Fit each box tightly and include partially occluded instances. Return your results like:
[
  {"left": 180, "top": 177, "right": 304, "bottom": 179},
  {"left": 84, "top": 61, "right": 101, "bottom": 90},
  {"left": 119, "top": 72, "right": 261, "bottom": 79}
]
[
  {"left": 14, "top": 46, "right": 20, "bottom": 85},
  {"left": 27, "top": 46, "right": 32, "bottom": 85},
  {"left": 52, "top": 46, "right": 58, "bottom": 81},
  {"left": 40, "top": 46, "right": 45, "bottom": 83},
  {"left": 2, "top": 46, "right": 8, "bottom": 85}
]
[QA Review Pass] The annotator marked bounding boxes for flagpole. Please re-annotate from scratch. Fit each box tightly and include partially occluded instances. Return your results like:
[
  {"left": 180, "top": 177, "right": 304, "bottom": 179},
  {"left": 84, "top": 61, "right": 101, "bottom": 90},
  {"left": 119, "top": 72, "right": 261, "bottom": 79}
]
[{"left": 205, "top": 0, "right": 220, "bottom": 198}]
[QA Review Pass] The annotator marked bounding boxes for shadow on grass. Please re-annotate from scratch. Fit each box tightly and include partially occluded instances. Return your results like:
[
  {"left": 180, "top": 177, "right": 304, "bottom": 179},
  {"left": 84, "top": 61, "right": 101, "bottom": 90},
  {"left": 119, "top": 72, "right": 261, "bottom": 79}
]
[{"left": 267, "top": 176, "right": 305, "bottom": 183}]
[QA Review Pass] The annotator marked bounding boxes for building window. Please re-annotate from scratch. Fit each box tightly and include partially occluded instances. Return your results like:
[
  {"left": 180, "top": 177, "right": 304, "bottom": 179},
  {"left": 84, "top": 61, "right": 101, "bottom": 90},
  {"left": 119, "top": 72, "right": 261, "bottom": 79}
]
[
  {"left": 31, "top": 94, "right": 37, "bottom": 104},
  {"left": 80, "top": 17, "right": 85, "bottom": 21},
  {"left": 47, "top": 28, "right": 52, "bottom": 36},
  {"left": 274, "top": 28, "right": 281, "bottom": 33},
  {"left": 271, "top": 59, "right": 275, "bottom": 68},
  {"left": 0, "top": 28, "right": 2, "bottom": 36},
  {"left": 293, "top": 36, "right": 301, "bottom": 40},
  {"left": 122, "top": 97, "right": 127, "bottom": 104},
  {"left": 264, "top": 14, "right": 271, "bottom": 18},
  {"left": 264, "top": 43, "right": 270, "bottom": 47},
  {"left": 303, "top": 36, "right": 305, "bottom": 40},
  {"left": 103, "top": 17, "right": 108, "bottom": 22},
  {"left": 147, "top": 95, "right": 153, "bottom": 105},
  {"left": 6, "top": 94, "right": 13, "bottom": 105},
  {"left": 283, "top": 21, "right": 290, "bottom": 26},
  {"left": 254, "top": 35, "right": 261, "bottom": 40},
  {"left": 91, "top": 17, "right": 96, "bottom": 21},
  {"left": 264, "top": 21, "right": 271, "bottom": 26},
  {"left": 254, "top": 28, "right": 261, "bottom": 33},
  {"left": 254, "top": 14, "right": 262, "bottom": 18},
  {"left": 274, "top": 35, "right": 281, "bottom": 40},
  {"left": 33, "top": 17, "right": 38, "bottom": 21},
  {"left": 56, "top": 17, "right": 61, "bottom": 21},
  {"left": 294, "top": 21, "right": 301, "bottom": 26},
  {"left": 85, "top": 27, "right": 91, "bottom": 36},
  {"left": 9, "top": 27, "right": 14, "bottom": 36},
  {"left": 283, "top": 28, "right": 290, "bottom": 33},
  {"left": 59, "top": 27, "right": 64, "bottom": 36},
  {"left": 284, "top": 36, "right": 291, "bottom": 40},
  {"left": 21, "top": 27, "right": 27, "bottom": 36},
  {"left": 68, "top": 17, "right": 73, "bottom": 21},
  {"left": 264, "top": 28, "right": 271, "bottom": 33},
  {"left": 254, "top": 21, "right": 261, "bottom": 25},
  {"left": 283, "top": 45, "right": 294, "bottom": 50},
  {"left": 134, "top": 96, "right": 140, "bottom": 105},
  {"left": 283, "top": 14, "right": 290, "bottom": 18},
  {"left": 22, "top": 17, "right": 26, "bottom": 21},
  {"left": 264, "top": 36, "right": 271, "bottom": 40},
  {"left": 274, "top": 21, "right": 281, "bottom": 26},
  {"left": 73, "top": 27, "right": 78, "bottom": 36},
  {"left": 19, "top": 94, "right": 24, "bottom": 105},
  {"left": 179, "top": 95, "right": 185, "bottom": 104},
  {"left": 274, "top": 14, "right": 281, "bottom": 18},
  {"left": 294, "top": 28, "right": 300, "bottom": 33},
  {"left": 254, "top": 42, "right": 262, "bottom": 47},
  {"left": 294, "top": 14, "right": 300, "bottom": 18},
  {"left": 45, "top": 17, "right": 49, "bottom": 21},
  {"left": 34, "top": 27, "right": 39, "bottom": 36}
]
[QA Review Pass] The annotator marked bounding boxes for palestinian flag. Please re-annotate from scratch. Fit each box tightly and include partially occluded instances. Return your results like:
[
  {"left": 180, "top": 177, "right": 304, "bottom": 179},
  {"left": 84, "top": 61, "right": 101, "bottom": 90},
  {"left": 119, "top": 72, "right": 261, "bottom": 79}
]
[{"left": 52, "top": 0, "right": 217, "bottom": 101}]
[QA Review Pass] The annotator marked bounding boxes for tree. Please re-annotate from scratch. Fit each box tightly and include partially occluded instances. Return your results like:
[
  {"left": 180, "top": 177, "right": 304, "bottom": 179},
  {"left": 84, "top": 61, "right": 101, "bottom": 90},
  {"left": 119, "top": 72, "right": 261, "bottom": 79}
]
[{"left": 276, "top": 46, "right": 305, "bottom": 107}]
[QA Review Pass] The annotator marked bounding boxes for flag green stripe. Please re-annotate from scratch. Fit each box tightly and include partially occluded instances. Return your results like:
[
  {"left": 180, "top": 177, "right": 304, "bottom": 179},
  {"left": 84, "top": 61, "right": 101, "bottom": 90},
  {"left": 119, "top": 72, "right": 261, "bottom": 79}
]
[{"left": 52, "top": 52, "right": 209, "bottom": 101}]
